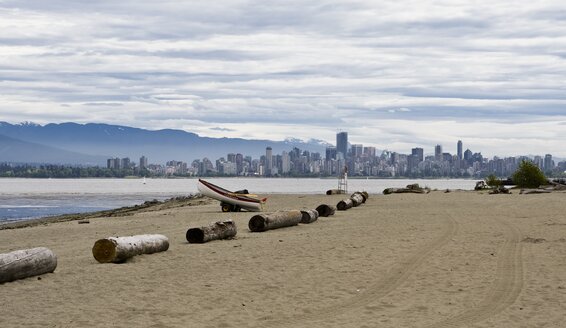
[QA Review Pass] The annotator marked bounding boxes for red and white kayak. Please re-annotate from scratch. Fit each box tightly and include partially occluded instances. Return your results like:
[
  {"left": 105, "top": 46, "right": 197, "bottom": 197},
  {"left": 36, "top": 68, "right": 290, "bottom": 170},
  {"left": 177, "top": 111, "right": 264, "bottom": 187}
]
[{"left": 197, "top": 179, "right": 266, "bottom": 212}]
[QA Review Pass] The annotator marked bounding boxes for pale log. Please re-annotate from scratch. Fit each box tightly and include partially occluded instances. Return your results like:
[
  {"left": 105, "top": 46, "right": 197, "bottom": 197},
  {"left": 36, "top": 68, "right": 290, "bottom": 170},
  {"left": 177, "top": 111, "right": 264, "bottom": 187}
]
[
  {"left": 92, "top": 234, "right": 169, "bottom": 263},
  {"left": 300, "top": 209, "right": 319, "bottom": 224},
  {"left": 316, "top": 204, "right": 336, "bottom": 217},
  {"left": 186, "top": 220, "right": 237, "bottom": 243},
  {"left": 248, "top": 210, "right": 302, "bottom": 232},
  {"left": 0, "top": 247, "right": 57, "bottom": 283},
  {"left": 337, "top": 198, "right": 354, "bottom": 211},
  {"left": 350, "top": 193, "right": 365, "bottom": 207}
]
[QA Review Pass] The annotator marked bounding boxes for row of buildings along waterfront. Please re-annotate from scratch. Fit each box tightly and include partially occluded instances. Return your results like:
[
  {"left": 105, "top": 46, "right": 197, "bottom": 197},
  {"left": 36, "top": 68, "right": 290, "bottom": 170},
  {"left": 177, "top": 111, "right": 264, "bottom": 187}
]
[{"left": 107, "top": 132, "right": 565, "bottom": 178}]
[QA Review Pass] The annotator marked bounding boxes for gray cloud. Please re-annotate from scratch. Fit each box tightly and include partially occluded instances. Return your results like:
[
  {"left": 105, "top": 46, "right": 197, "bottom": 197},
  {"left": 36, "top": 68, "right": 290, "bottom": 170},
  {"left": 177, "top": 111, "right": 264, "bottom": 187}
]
[{"left": 1, "top": 0, "right": 565, "bottom": 157}]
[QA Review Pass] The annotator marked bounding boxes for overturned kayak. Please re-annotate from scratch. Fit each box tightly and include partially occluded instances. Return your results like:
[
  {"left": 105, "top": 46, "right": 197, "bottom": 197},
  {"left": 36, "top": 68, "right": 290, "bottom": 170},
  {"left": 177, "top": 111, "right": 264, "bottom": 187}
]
[{"left": 197, "top": 179, "right": 266, "bottom": 212}]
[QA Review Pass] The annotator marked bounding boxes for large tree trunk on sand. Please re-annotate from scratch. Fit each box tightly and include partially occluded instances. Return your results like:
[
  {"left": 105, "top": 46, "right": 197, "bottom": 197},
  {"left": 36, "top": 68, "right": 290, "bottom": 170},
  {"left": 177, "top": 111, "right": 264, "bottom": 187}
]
[
  {"left": 92, "top": 234, "right": 169, "bottom": 263},
  {"left": 337, "top": 198, "right": 354, "bottom": 211},
  {"left": 300, "top": 210, "right": 319, "bottom": 224},
  {"left": 0, "top": 247, "right": 57, "bottom": 283},
  {"left": 316, "top": 204, "right": 336, "bottom": 217},
  {"left": 351, "top": 191, "right": 368, "bottom": 203},
  {"left": 186, "top": 220, "right": 237, "bottom": 243},
  {"left": 249, "top": 211, "right": 302, "bottom": 232},
  {"left": 326, "top": 189, "right": 345, "bottom": 195},
  {"left": 350, "top": 193, "right": 365, "bottom": 206}
]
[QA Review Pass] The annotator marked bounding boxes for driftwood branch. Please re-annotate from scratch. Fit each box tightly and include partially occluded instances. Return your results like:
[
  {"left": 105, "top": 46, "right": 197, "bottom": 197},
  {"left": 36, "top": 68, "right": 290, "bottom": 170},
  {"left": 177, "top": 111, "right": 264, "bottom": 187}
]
[{"left": 0, "top": 247, "right": 57, "bottom": 283}]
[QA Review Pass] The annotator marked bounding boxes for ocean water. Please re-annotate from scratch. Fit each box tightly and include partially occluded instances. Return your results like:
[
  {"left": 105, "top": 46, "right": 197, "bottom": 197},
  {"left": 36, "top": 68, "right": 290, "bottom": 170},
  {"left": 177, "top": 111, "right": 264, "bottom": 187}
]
[{"left": 0, "top": 177, "right": 476, "bottom": 223}]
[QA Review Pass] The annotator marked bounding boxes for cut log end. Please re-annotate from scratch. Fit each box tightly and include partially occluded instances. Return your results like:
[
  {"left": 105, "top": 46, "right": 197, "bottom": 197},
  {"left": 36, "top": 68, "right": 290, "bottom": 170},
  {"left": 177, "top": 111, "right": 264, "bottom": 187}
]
[
  {"left": 316, "top": 204, "right": 336, "bottom": 217},
  {"left": 249, "top": 215, "right": 266, "bottom": 232},
  {"left": 186, "top": 228, "right": 205, "bottom": 243},
  {"left": 92, "top": 239, "right": 117, "bottom": 263}
]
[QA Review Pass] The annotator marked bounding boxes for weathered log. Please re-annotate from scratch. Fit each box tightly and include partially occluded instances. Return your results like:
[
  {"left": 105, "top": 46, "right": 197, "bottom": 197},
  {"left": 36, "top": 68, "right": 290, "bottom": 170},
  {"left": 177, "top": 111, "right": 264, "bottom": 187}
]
[
  {"left": 350, "top": 193, "right": 365, "bottom": 206},
  {"left": 383, "top": 188, "right": 428, "bottom": 195},
  {"left": 520, "top": 189, "right": 551, "bottom": 194},
  {"left": 248, "top": 210, "right": 302, "bottom": 232},
  {"left": 186, "top": 220, "right": 237, "bottom": 243},
  {"left": 300, "top": 209, "right": 319, "bottom": 224},
  {"left": 316, "top": 204, "right": 336, "bottom": 217},
  {"left": 326, "top": 189, "right": 345, "bottom": 195},
  {"left": 337, "top": 198, "right": 354, "bottom": 211},
  {"left": 0, "top": 247, "right": 57, "bottom": 283},
  {"left": 92, "top": 234, "right": 169, "bottom": 263}
]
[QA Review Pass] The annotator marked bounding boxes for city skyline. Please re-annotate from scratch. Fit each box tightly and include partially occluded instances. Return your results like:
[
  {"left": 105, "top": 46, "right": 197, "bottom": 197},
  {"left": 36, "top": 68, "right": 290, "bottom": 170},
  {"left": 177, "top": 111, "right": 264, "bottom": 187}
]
[
  {"left": 1, "top": 1, "right": 566, "bottom": 157},
  {"left": 102, "top": 133, "right": 565, "bottom": 179}
]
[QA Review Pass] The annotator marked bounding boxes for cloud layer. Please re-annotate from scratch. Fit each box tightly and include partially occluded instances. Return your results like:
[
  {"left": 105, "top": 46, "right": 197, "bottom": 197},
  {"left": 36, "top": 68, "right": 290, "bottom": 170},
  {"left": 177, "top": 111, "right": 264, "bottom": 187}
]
[{"left": 1, "top": 0, "right": 565, "bottom": 157}]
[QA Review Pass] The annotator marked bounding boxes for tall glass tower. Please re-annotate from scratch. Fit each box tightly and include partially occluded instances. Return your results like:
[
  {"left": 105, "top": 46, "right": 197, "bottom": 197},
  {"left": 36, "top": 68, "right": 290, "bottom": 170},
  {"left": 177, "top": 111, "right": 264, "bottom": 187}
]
[{"left": 336, "top": 132, "right": 348, "bottom": 160}]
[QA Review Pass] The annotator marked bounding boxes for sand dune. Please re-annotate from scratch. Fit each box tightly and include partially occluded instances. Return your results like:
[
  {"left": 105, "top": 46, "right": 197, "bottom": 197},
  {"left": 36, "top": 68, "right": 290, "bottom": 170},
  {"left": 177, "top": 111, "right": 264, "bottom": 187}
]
[{"left": 1, "top": 191, "right": 565, "bottom": 327}]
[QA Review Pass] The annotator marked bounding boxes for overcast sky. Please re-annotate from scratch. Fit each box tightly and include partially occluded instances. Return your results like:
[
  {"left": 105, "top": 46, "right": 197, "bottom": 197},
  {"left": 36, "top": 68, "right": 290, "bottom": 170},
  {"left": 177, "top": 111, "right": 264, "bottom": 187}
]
[{"left": 1, "top": 0, "right": 565, "bottom": 157}]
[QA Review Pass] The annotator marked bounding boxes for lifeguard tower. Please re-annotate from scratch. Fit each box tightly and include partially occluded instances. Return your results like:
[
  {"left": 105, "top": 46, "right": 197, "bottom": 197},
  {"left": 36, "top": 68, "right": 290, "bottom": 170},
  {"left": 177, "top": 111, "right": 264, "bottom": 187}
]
[{"left": 338, "top": 165, "right": 348, "bottom": 194}]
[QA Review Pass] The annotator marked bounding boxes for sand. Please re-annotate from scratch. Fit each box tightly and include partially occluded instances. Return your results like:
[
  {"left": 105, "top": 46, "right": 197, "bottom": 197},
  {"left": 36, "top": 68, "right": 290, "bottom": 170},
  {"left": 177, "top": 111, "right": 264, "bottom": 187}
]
[{"left": 0, "top": 191, "right": 565, "bottom": 328}]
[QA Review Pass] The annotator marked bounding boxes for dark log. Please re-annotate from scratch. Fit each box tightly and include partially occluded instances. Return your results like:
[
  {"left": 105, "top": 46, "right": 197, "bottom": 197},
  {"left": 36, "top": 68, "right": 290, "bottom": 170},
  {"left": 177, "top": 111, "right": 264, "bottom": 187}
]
[
  {"left": 248, "top": 210, "right": 302, "bottom": 232},
  {"left": 186, "top": 220, "right": 237, "bottom": 243},
  {"left": 300, "top": 209, "right": 319, "bottom": 224},
  {"left": 350, "top": 193, "right": 365, "bottom": 207},
  {"left": 0, "top": 247, "right": 57, "bottom": 283},
  {"left": 383, "top": 188, "right": 428, "bottom": 195},
  {"left": 337, "top": 198, "right": 354, "bottom": 211},
  {"left": 316, "top": 204, "right": 336, "bottom": 217},
  {"left": 92, "top": 234, "right": 169, "bottom": 263},
  {"left": 362, "top": 191, "right": 369, "bottom": 201},
  {"left": 326, "top": 189, "right": 345, "bottom": 195}
]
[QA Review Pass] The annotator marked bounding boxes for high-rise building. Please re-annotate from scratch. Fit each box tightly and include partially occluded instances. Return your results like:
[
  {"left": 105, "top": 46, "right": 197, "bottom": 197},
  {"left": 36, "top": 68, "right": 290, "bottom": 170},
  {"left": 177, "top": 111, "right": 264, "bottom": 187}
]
[
  {"left": 326, "top": 146, "right": 337, "bottom": 160},
  {"left": 457, "top": 140, "right": 463, "bottom": 160},
  {"left": 435, "top": 145, "right": 442, "bottom": 161},
  {"left": 265, "top": 147, "right": 273, "bottom": 176},
  {"left": 544, "top": 154, "right": 553, "bottom": 171},
  {"left": 336, "top": 132, "right": 348, "bottom": 160},
  {"left": 364, "top": 146, "right": 376, "bottom": 158},
  {"left": 139, "top": 156, "right": 148, "bottom": 170},
  {"left": 352, "top": 144, "right": 363, "bottom": 158},
  {"left": 411, "top": 148, "right": 424, "bottom": 162},
  {"left": 281, "top": 151, "right": 290, "bottom": 174}
]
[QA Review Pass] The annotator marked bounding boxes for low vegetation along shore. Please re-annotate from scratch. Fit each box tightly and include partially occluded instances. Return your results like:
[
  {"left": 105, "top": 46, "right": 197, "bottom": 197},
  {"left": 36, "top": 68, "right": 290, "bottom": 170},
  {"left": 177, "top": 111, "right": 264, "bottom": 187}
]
[{"left": 1, "top": 189, "right": 565, "bottom": 327}]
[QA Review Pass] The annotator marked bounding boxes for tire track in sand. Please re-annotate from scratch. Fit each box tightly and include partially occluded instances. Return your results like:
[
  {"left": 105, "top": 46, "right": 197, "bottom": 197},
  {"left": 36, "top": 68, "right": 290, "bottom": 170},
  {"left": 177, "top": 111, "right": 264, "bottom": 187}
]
[
  {"left": 425, "top": 215, "right": 524, "bottom": 328},
  {"left": 266, "top": 211, "right": 458, "bottom": 326}
]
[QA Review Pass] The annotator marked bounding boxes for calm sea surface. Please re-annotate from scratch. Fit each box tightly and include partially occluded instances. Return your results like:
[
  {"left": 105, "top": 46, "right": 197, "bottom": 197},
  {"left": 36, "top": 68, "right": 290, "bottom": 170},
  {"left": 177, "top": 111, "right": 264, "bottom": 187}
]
[{"left": 0, "top": 177, "right": 476, "bottom": 223}]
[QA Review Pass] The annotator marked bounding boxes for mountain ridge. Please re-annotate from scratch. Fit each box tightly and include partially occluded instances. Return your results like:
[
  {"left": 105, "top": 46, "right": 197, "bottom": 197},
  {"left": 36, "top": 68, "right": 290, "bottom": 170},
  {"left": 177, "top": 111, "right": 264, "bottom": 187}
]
[{"left": 0, "top": 122, "right": 331, "bottom": 165}]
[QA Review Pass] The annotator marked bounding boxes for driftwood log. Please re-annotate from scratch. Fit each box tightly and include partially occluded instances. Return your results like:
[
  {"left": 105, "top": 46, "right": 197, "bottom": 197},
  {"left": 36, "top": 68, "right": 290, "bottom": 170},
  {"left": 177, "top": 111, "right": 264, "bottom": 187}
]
[
  {"left": 326, "top": 189, "right": 345, "bottom": 195},
  {"left": 337, "top": 198, "right": 354, "bottom": 211},
  {"left": 520, "top": 189, "right": 552, "bottom": 194},
  {"left": 0, "top": 247, "right": 57, "bottom": 283},
  {"left": 316, "top": 204, "right": 336, "bottom": 217},
  {"left": 186, "top": 220, "right": 237, "bottom": 243},
  {"left": 350, "top": 193, "right": 365, "bottom": 206},
  {"left": 300, "top": 209, "right": 319, "bottom": 224},
  {"left": 248, "top": 210, "right": 302, "bottom": 232},
  {"left": 92, "top": 234, "right": 169, "bottom": 263}
]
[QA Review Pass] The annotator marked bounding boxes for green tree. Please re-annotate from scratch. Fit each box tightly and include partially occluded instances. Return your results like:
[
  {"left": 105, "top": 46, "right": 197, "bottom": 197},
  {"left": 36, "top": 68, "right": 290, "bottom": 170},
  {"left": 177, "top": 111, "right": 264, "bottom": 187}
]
[
  {"left": 512, "top": 161, "right": 547, "bottom": 188},
  {"left": 485, "top": 174, "right": 501, "bottom": 187}
]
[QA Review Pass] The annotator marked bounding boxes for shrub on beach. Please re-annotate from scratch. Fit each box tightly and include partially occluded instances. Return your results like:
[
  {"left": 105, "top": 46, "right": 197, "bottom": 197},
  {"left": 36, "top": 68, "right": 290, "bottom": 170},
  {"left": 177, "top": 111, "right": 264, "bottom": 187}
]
[
  {"left": 485, "top": 174, "right": 501, "bottom": 187},
  {"left": 512, "top": 161, "right": 547, "bottom": 188}
]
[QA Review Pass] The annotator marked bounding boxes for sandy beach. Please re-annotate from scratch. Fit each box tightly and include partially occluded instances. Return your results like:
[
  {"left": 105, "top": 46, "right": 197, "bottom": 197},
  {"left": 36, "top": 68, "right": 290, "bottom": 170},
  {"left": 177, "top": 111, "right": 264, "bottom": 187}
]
[{"left": 1, "top": 191, "right": 565, "bottom": 327}]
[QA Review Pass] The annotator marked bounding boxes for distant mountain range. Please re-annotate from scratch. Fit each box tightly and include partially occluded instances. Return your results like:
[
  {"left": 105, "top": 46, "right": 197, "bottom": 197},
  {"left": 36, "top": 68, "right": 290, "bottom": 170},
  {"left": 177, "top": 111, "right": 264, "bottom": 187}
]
[{"left": 0, "top": 122, "right": 331, "bottom": 165}]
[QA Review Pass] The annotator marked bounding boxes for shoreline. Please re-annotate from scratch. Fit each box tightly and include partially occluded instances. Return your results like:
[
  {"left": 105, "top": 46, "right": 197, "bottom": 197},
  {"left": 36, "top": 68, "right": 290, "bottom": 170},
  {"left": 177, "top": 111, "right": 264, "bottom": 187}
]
[{"left": 0, "top": 194, "right": 212, "bottom": 230}]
